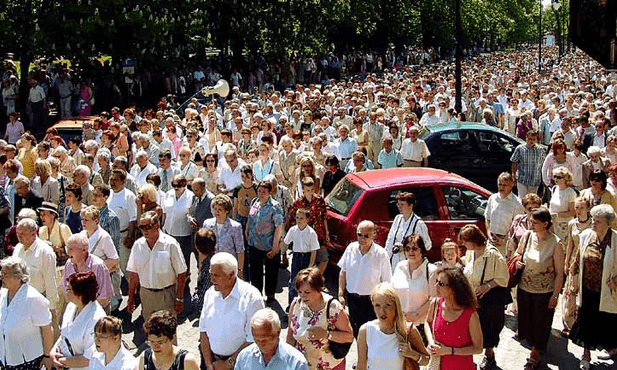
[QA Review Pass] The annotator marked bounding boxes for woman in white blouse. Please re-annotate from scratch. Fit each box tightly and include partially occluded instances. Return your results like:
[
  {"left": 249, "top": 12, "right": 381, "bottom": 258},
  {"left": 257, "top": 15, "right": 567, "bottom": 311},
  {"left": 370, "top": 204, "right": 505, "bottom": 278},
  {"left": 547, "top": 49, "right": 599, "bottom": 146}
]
[
  {"left": 0, "top": 256, "right": 54, "bottom": 370},
  {"left": 50, "top": 271, "right": 107, "bottom": 370},
  {"left": 386, "top": 192, "right": 432, "bottom": 271},
  {"left": 177, "top": 147, "right": 199, "bottom": 184},
  {"left": 88, "top": 316, "right": 137, "bottom": 370},
  {"left": 548, "top": 167, "right": 576, "bottom": 243},
  {"left": 391, "top": 234, "right": 437, "bottom": 326},
  {"left": 162, "top": 175, "right": 194, "bottom": 270},
  {"left": 31, "top": 159, "right": 60, "bottom": 204}
]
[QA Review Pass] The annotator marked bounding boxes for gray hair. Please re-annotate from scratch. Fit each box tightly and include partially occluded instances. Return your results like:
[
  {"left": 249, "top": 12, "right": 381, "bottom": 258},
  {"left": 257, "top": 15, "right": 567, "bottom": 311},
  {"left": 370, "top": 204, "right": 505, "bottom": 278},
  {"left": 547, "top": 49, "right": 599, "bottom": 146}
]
[
  {"left": 251, "top": 308, "right": 281, "bottom": 332},
  {"left": 210, "top": 252, "right": 238, "bottom": 276},
  {"left": 590, "top": 204, "right": 616, "bottom": 224},
  {"left": 136, "top": 150, "right": 148, "bottom": 160},
  {"left": 67, "top": 233, "right": 89, "bottom": 248},
  {"left": 75, "top": 164, "right": 91, "bottom": 178},
  {"left": 1, "top": 256, "right": 29, "bottom": 283},
  {"left": 17, "top": 208, "right": 38, "bottom": 222},
  {"left": 587, "top": 146, "right": 602, "bottom": 156},
  {"left": 84, "top": 140, "right": 100, "bottom": 152},
  {"left": 17, "top": 218, "right": 37, "bottom": 233},
  {"left": 263, "top": 174, "right": 277, "bottom": 186}
]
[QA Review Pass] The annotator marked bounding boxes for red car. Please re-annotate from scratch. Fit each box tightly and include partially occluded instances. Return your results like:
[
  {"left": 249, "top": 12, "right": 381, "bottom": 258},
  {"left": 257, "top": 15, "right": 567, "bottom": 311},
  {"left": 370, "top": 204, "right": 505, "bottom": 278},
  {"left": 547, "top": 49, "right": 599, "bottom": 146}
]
[{"left": 325, "top": 168, "right": 492, "bottom": 262}]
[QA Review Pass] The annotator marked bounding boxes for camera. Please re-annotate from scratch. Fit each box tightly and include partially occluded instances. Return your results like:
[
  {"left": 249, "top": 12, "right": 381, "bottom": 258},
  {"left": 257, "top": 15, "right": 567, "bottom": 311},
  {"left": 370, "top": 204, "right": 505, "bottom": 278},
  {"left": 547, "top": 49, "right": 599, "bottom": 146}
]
[{"left": 392, "top": 242, "right": 403, "bottom": 254}]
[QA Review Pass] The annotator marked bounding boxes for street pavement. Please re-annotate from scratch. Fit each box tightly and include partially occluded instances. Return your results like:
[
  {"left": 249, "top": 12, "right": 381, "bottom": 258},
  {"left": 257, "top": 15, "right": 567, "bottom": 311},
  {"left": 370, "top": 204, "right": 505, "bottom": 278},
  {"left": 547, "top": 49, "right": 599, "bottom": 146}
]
[{"left": 118, "top": 254, "right": 616, "bottom": 370}]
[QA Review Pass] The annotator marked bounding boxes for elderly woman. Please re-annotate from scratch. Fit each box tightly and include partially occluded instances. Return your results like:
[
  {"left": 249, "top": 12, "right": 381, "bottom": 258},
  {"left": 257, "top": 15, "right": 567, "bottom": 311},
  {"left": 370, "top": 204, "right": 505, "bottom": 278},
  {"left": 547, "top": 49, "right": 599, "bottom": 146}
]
[
  {"left": 39, "top": 201, "right": 72, "bottom": 268},
  {"left": 549, "top": 167, "right": 576, "bottom": 243},
  {"left": 357, "top": 282, "right": 429, "bottom": 370},
  {"left": 458, "top": 224, "right": 509, "bottom": 370},
  {"left": 287, "top": 267, "right": 354, "bottom": 370},
  {"left": 541, "top": 139, "right": 575, "bottom": 187},
  {"left": 17, "top": 133, "right": 38, "bottom": 179},
  {"left": 513, "top": 207, "right": 564, "bottom": 370},
  {"left": 386, "top": 192, "right": 433, "bottom": 270},
  {"left": 97, "top": 151, "right": 112, "bottom": 185},
  {"left": 136, "top": 184, "right": 163, "bottom": 223},
  {"left": 569, "top": 204, "right": 617, "bottom": 369},
  {"left": 391, "top": 234, "right": 437, "bottom": 326},
  {"left": 80, "top": 205, "right": 120, "bottom": 282},
  {"left": 162, "top": 175, "right": 194, "bottom": 270},
  {"left": 0, "top": 256, "right": 55, "bottom": 370},
  {"left": 246, "top": 181, "right": 284, "bottom": 302},
  {"left": 89, "top": 316, "right": 137, "bottom": 370},
  {"left": 561, "top": 197, "right": 592, "bottom": 336},
  {"left": 601, "top": 135, "right": 617, "bottom": 164},
  {"left": 505, "top": 193, "right": 542, "bottom": 260},
  {"left": 202, "top": 194, "right": 245, "bottom": 274},
  {"left": 137, "top": 311, "right": 199, "bottom": 370},
  {"left": 31, "top": 159, "right": 60, "bottom": 204},
  {"left": 177, "top": 147, "right": 199, "bottom": 183},
  {"left": 50, "top": 271, "right": 107, "bottom": 370},
  {"left": 54, "top": 146, "right": 77, "bottom": 183},
  {"left": 580, "top": 170, "right": 617, "bottom": 213}
]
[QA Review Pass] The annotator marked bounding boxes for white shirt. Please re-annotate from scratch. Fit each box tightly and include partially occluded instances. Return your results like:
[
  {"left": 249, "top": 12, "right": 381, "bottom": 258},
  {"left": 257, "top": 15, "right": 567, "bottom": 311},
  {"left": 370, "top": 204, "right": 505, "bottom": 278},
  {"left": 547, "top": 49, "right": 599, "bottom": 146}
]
[
  {"left": 219, "top": 163, "right": 245, "bottom": 192},
  {"left": 284, "top": 225, "right": 320, "bottom": 253},
  {"left": 178, "top": 162, "right": 199, "bottom": 181},
  {"left": 58, "top": 301, "right": 107, "bottom": 370},
  {"left": 364, "top": 321, "right": 404, "bottom": 370},
  {"left": 337, "top": 241, "right": 392, "bottom": 295},
  {"left": 199, "top": 278, "right": 265, "bottom": 356},
  {"left": 13, "top": 238, "right": 59, "bottom": 309},
  {"left": 130, "top": 163, "right": 158, "bottom": 188},
  {"left": 391, "top": 260, "right": 437, "bottom": 315},
  {"left": 83, "top": 228, "right": 119, "bottom": 261},
  {"left": 31, "top": 176, "right": 60, "bottom": 204},
  {"left": 385, "top": 213, "right": 432, "bottom": 271},
  {"left": 400, "top": 138, "right": 430, "bottom": 161},
  {"left": 126, "top": 232, "right": 187, "bottom": 289},
  {"left": 0, "top": 285, "right": 52, "bottom": 366},
  {"left": 162, "top": 189, "right": 194, "bottom": 236},
  {"left": 107, "top": 188, "right": 137, "bottom": 231},
  {"left": 484, "top": 192, "right": 524, "bottom": 235},
  {"left": 88, "top": 347, "right": 137, "bottom": 370}
]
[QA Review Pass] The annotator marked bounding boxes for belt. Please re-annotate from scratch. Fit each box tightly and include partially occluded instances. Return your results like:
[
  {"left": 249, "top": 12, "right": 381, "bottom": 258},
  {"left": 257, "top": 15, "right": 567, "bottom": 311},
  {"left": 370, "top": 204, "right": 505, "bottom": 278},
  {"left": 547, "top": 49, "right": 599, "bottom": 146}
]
[
  {"left": 120, "top": 228, "right": 129, "bottom": 233},
  {"left": 293, "top": 251, "right": 312, "bottom": 255},
  {"left": 142, "top": 284, "right": 174, "bottom": 292},
  {"left": 341, "top": 157, "right": 351, "bottom": 161},
  {"left": 346, "top": 292, "right": 370, "bottom": 299},
  {"left": 212, "top": 353, "right": 231, "bottom": 361}
]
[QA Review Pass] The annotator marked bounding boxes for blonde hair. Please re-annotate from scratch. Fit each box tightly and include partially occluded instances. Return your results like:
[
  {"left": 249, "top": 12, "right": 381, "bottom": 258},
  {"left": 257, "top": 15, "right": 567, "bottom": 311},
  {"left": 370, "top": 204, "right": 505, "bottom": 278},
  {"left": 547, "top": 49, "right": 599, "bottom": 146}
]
[
  {"left": 371, "top": 283, "right": 407, "bottom": 343},
  {"left": 552, "top": 166, "right": 573, "bottom": 187},
  {"left": 138, "top": 184, "right": 158, "bottom": 203},
  {"left": 34, "top": 159, "right": 52, "bottom": 177},
  {"left": 81, "top": 205, "right": 100, "bottom": 221}
]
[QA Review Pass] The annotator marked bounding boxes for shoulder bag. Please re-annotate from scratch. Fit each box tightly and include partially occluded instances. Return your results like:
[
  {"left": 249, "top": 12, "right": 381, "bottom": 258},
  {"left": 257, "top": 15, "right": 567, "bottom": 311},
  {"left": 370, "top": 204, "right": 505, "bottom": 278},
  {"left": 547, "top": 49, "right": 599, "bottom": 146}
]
[
  {"left": 326, "top": 297, "right": 353, "bottom": 359},
  {"left": 479, "top": 251, "right": 513, "bottom": 307},
  {"left": 426, "top": 298, "right": 440, "bottom": 370},
  {"left": 507, "top": 231, "right": 530, "bottom": 288}
]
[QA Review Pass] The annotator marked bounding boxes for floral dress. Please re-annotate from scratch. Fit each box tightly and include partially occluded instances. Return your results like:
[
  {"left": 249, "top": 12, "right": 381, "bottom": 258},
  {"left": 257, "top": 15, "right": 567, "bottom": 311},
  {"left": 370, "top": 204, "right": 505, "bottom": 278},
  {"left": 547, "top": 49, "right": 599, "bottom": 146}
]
[
  {"left": 289, "top": 293, "right": 345, "bottom": 370},
  {"left": 561, "top": 217, "right": 592, "bottom": 330}
]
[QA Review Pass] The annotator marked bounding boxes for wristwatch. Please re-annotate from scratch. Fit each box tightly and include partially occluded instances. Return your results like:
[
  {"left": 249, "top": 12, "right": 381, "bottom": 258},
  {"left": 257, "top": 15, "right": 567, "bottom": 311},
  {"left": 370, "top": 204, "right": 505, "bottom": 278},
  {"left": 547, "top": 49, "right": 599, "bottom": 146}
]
[{"left": 175, "top": 297, "right": 183, "bottom": 302}]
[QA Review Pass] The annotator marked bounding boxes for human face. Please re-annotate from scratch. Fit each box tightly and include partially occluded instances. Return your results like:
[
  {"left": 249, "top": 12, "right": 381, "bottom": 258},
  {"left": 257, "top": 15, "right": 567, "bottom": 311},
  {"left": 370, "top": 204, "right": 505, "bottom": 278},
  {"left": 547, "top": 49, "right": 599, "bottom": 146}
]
[
  {"left": 251, "top": 323, "right": 280, "bottom": 359},
  {"left": 383, "top": 141, "right": 393, "bottom": 152},
  {"left": 15, "top": 182, "right": 29, "bottom": 197},
  {"left": 592, "top": 215, "right": 610, "bottom": 234},
  {"left": 403, "top": 242, "right": 423, "bottom": 264},
  {"left": 442, "top": 248, "right": 458, "bottom": 264},
  {"left": 39, "top": 210, "right": 56, "bottom": 227},
  {"left": 295, "top": 212, "right": 308, "bottom": 229},
  {"left": 137, "top": 155, "right": 148, "bottom": 169},
  {"left": 590, "top": 177, "right": 603, "bottom": 190},
  {"left": 328, "top": 164, "right": 337, "bottom": 174},
  {"left": 530, "top": 216, "right": 548, "bottom": 233},
  {"left": 372, "top": 293, "right": 396, "bottom": 325},
  {"left": 213, "top": 204, "right": 228, "bottom": 222},
  {"left": 356, "top": 225, "right": 374, "bottom": 249},
  {"left": 16, "top": 225, "right": 36, "bottom": 247},
  {"left": 93, "top": 189, "right": 107, "bottom": 209},
  {"left": 225, "top": 154, "right": 238, "bottom": 168},
  {"left": 94, "top": 331, "right": 119, "bottom": 353},
  {"left": 179, "top": 152, "right": 190, "bottom": 165},
  {"left": 257, "top": 186, "right": 271, "bottom": 202},
  {"left": 281, "top": 141, "right": 293, "bottom": 153},
  {"left": 525, "top": 135, "right": 538, "bottom": 147},
  {"left": 296, "top": 282, "right": 321, "bottom": 307},
  {"left": 81, "top": 214, "right": 98, "bottom": 233},
  {"left": 109, "top": 174, "right": 123, "bottom": 192},
  {"left": 138, "top": 219, "right": 159, "bottom": 243},
  {"left": 553, "top": 173, "right": 567, "bottom": 187},
  {"left": 574, "top": 200, "right": 589, "bottom": 220},
  {"left": 210, "top": 263, "right": 235, "bottom": 293},
  {"left": 525, "top": 203, "right": 540, "bottom": 217},
  {"left": 0, "top": 268, "right": 20, "bottom": 291},
  {"left": 147, "top": 334, "right": 173, "bottom": 354},
  {"left": 301, "top": 185, "right": 314, "bottom": 199},
  {"left": 435, "top": 273, "right": 450, "bottom": 297},
  {"left": 397, "top": 199, "right": 413, "bottom": 216},
  {"left": 498, "top": 178, "right": 514, "bottom": 196},
  {"left": 67, "top": 241, "right": 88, "bottom": 265},
  {"left": 172, "top": 180, "right": 186, "bottom": 195}
]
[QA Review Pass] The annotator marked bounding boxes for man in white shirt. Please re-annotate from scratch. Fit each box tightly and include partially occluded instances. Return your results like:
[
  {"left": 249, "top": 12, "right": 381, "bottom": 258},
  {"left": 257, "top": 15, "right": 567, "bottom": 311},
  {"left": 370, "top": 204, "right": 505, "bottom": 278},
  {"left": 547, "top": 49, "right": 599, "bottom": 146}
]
[
  {"left": 158, "top": 149, "right": 180, "bottom": 193},
  {"left": 130, "top": 150, "right": 158, "bottom": 188},
  {"left": 337, "top": 220, "right": 391, "bottom": 337},
  {"left": 400, "top": 126, "right": 431, "bottom": 167},
  {"left": 199, "top": 252, "right": 264, "bottom": 370},
  {"left": 13, "top": 218, "right": 59, "bottom": 318},
  {"left": 419, "top": 104, "right": 440, "bottom": 126},
  {"left": 107, "top": 169, "right": 137, "bottom": 275},
  {"left": 126, "top": 211, "right": 187, "bottom": 320},
  {"left": 219, "top": 149, "right": 246, "bottom": 194},
  {"left": 334, "top": 124, "right": 357, "bottom": 169},
  {"left": 484, "top": 173, "right": 524, "bottom": 255}
]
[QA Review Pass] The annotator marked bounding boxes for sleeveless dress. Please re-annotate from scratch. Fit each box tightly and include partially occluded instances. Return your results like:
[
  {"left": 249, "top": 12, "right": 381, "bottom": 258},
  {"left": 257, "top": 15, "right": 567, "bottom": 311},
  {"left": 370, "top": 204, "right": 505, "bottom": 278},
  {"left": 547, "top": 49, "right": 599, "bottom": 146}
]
[
  {"left": 365, "top": 321, "right": 404, "bottom": 370},
  {"left": 143, "top": 348, "right": 187, "bottom": 370},
  {"left": 433, "top": 298, "right": 475, "bottom": 370}
]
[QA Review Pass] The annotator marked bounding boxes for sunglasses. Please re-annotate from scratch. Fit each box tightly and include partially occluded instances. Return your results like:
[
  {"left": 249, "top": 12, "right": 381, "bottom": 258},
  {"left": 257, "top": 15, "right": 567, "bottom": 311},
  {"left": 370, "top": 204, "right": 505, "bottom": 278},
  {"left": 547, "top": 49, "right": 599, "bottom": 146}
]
[
  {"left": 357, "top": 232, "right": 370, "bottom": 239},
  {"left": 553, "top": 175, "right": 564, "bottom": 180},
  {"left": 436, "top": 280, "right": 449, "bottom": 287},
  {"left": 138, "top": 223, "right": 155, "bottom": 231},
  {"left": 172, "top": 184, "right": 184, "bottom": 189},
  {"left": 403, "top": 246, "right": 420, "bottom": 252}
]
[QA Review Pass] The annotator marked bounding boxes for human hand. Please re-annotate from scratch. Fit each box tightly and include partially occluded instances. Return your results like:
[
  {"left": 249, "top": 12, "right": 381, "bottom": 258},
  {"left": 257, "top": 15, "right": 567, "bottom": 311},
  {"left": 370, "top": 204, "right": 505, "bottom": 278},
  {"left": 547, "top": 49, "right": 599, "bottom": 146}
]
[
  {"left": 42, "top": 356, "right": 54, "bottom": 370},
  {"left": 398, "top": 341, "right": 414, "bottom": 358},
  {"left": 516, "top": 261, "right": 526, "bottom": 270},
  {"left": 190, "top": 218, "right": 199, "bottom": 229},
  {"left": 307, "top": 327, "right": 328, "bottom": 341},
  {"left": 266, "top": 251, "right": 275, "bottom": 259},
  {"left": 126, "top": 296, "right": 135, "bottom": 314},
  {"left": 607, "top": 276, "right": 617, "bottom": 291},
  {"left": 338, "top": 293, "right": 346, "bottom": 307},
  {"left": 475, "top": 284, "right": 491, "bottom": 299},
  {"left": 174, "top": 300, "right": 183, "bottom": 314},
  {"left": 548, "top": 295, "right": 559, "bottom": 309},
  {"left": 428, "top": 342, "right": 446, "bottom": 356}
]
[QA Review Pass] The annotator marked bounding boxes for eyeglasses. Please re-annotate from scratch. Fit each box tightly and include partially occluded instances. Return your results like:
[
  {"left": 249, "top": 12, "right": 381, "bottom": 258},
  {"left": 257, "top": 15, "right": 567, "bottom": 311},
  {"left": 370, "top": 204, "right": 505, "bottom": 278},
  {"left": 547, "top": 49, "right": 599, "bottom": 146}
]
[
  {"left": 172, "top": 183, "right": 184, "bottom": 189},
  {"left": 436, "top": 280, "right": 449, "bottom": 287},
  {"left": 179, "top": 154, "right": 188, "bottom": 157},
  {"left": 138, "top": 223, "right": 156, "bottom": 231},
  {"left": 553, "top": 175, "right": 564, "bottom": 180},
  {"left": 357, "top": 232, "right": 370, "bottom": 239},
  {"left": 403, "top": 246, "right": 420, "bottom": 252}
]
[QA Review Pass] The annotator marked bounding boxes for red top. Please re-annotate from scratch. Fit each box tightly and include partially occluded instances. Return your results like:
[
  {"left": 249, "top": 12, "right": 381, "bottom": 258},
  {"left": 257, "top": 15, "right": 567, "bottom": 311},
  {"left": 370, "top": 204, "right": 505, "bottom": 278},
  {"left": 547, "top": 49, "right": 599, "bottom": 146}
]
[{"left": 433, "top": 298, "right": 476, "bottom": 370}]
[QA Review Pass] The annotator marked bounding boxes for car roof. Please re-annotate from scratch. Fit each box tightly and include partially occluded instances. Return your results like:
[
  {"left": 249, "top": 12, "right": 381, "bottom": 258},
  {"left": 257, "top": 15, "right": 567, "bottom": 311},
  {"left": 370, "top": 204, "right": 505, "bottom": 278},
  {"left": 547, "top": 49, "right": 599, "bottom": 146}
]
[
  {"left": 51, "top": 116, "right": 96, "bottom": 129},
  {"left": 421, "top": 121, "right": 504, "bottom": 134},
  {"left": 347, "top": 167, "right": 489, "bottom": 192}
]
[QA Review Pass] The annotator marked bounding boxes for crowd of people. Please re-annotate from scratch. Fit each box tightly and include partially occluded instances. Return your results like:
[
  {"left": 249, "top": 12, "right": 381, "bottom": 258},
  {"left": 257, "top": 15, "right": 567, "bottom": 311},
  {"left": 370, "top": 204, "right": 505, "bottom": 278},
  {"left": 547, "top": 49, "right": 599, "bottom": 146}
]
[{"left": 0, "top": 46, "right": 616, "bottom": 370}]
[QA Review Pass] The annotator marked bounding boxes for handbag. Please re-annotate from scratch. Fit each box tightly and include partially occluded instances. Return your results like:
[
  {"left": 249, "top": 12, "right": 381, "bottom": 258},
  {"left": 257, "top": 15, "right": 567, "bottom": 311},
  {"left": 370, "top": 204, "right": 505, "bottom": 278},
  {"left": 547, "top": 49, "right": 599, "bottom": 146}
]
[
  {"left": 403, "top": 325, "right": 428, "bottom": 370},
  {"left": 507, "top": 231, "right": 530, "bottom": 288},
  {"left": 326, "top": 297, "right": 352, "bottom": 359},
  {"left": 478, "top": 252, "right": 513, "bottom": 307},
  {"left": 426, "top": 298, "right": 440, "bottom": 370}
]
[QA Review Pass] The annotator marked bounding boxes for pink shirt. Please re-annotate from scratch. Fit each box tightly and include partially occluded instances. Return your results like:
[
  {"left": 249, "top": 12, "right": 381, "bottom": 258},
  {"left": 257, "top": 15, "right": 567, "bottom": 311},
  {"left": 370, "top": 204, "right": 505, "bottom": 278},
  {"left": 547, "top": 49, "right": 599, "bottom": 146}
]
[{"left": 61, "top": 254, "right": 114, "bottom": 303}]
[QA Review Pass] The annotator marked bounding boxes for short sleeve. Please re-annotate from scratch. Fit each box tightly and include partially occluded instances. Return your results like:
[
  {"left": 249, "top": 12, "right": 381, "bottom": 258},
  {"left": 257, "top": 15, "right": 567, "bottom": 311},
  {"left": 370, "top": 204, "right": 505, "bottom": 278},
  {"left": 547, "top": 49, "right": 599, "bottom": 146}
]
[
  {"left": 169, "top": 239, "right": 188, "bottom": 274},
  {"left": 284, "top": 227, "right": 294, "bottom": 245},
  {"left": 30, "top": 294, "right": 52, "bottom": 327},
  {"left": 272, "top": 204, "right": 284, "bottom": 227},
  {"left": 309, "top": 230, "right": 320, "bottom": 251},
  {"left": 337, "top": 248, "right": 350, "bottom": 271},
  {"left": 510, "top": 146, "right": 521, "bottom": 163},
  {"left": 126, "top": 245, "right": 138, "bottom": 273}
]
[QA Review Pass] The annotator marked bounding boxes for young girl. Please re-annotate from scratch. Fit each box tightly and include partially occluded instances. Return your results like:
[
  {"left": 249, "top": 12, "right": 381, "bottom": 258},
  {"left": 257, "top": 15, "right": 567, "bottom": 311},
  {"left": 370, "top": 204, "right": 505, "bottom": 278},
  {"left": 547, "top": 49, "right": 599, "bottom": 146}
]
[{"left": 437, "top": 239, "right": 464, "bottom": 269}]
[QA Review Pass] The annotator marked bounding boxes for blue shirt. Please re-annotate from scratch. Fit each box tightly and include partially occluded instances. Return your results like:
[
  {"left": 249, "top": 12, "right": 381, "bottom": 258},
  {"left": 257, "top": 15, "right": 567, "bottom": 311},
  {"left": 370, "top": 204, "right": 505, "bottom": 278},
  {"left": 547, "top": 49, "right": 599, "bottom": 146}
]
[
  {"left": 234, "top": 342, "right": 309, "bottom": 370},
  {"left": 510, "top": 144, "right": 546, "bottom": 187},
  {"left": 247, "top": 197, "right": 284, "bottom": 251},
  {"left": 378, "top": 149, "right": 403, "bottom": 169},
  {"left": 99, "top": 205, "right": 121, "bottom": 250}
]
